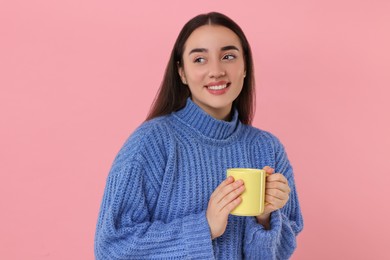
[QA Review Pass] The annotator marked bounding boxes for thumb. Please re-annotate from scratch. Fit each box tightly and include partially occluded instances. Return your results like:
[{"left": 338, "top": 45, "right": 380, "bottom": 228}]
[{"left": 262, "top": 166, "right": 275, "bottom": 175}]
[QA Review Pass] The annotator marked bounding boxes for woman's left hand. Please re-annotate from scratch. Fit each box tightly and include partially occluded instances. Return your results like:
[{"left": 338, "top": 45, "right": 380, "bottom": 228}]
[{"left": 256, "top": 166, "right": 291, "bottom": 228}]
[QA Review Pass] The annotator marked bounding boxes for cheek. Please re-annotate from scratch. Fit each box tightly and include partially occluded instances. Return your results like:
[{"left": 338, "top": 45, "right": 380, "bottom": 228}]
[
  {"left": 236, "top": 78, "right": 245, "bottom": 92},
  {"left": 231, "top": 62, "right": 245, "bottom": 78},
  {"left": 233, "top": 70, "right": 245, "bottom": 84},
  {"left": 233, "top": 72, "right": 245, "bottom": 92},
  {"left": 186, "top": 67, "right": 208, "bottom": 83}
]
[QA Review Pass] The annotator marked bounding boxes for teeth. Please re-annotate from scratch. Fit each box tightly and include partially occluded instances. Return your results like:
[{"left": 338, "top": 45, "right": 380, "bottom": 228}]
[{"left": 208, "top": 84, "right": 227, "bottom": 90}]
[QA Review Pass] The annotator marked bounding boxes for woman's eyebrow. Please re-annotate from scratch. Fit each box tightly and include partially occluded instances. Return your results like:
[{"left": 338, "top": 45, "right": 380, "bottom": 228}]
[
  {"left": 221, "top": 45, "right": 240, "bottom": 51},
  {"left": 188, "top": 45, "right": 240, "bottom": 55},
  {"left": 189, "top": 48, "right": 207, "bottom": 55}
]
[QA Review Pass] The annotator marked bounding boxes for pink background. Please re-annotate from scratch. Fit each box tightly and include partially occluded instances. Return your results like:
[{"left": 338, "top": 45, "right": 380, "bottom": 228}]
[{"left": 1, "top": 0, "right": 389, "bottom": 259}]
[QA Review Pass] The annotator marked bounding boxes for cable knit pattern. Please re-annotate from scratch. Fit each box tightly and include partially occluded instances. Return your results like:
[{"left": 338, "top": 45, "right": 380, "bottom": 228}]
[{"left": 95, "top": 98, "right": 303, "bottom": 259}]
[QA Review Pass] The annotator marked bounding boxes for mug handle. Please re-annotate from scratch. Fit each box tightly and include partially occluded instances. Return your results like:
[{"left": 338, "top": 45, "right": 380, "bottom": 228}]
[{"left": 264, "top": 173, "right": 271, "bottom": 205}]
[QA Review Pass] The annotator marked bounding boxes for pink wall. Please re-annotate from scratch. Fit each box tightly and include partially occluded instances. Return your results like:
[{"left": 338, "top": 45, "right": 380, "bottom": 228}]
[{"left": 1, "top": 1, "right": 389, "bottom": 259}]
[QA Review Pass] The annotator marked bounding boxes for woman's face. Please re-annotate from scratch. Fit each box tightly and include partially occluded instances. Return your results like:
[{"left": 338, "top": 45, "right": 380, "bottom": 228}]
[{"left": 178, "top": 25, "right": 246, "bottom": 121}]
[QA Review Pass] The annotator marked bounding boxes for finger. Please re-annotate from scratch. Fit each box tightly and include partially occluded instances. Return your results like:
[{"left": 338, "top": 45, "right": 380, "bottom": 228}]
[
  {"left": 216, "top": 181, "right": 245, "bottom": 207},
  {"left": 262, "top": 166, "right": 275, "bottom": 175},
  {"left": 265, "top": 189, "right": 289, "bottom": 209},
  {"left": 263, "top": 202, "right": 277, "bottom": 214},
  {"left": 266, "top": 173, "right": 288, "bottom": 184},
  {"left": 266, "top": 181, "right": 291, "bottom": 194},
  {"left": 210, "top": 176, "right": 235, "bottom": 199},
  {"left": 221, "top": 196, "right": 242, "bottom": 215},
  {"left": 212, "top": 179, "right": 244, "bottom": 205},
  {"left": 265, "top": 194, "right": 287, "bottom": 209},
  {"left": 265, "top": 188, "right": 289, "bottom": 201}
]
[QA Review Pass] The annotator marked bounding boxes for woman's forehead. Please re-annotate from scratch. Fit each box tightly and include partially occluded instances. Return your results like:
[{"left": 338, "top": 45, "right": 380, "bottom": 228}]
[{"left": 184, "top": 25, "right": 242, "bottom": 53}]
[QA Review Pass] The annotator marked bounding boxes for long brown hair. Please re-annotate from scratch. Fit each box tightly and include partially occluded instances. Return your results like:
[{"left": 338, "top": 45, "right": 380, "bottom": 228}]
[{"left": 146, "top": 12, "right": 255, "bottom": 125}]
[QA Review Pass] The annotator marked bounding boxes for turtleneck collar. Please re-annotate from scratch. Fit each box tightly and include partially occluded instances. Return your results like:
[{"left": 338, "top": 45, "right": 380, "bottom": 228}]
[{"left": 173, "top": 98, "right": 240, "bottom": 140}]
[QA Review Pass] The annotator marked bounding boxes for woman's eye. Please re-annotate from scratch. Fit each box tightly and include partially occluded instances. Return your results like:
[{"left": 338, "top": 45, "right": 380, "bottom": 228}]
[
  {"left": 223, "top": 54, "right": 236, "bottom": 60},
  {"left": 194, "top": 57, "right": 206, "bottom": 63}
]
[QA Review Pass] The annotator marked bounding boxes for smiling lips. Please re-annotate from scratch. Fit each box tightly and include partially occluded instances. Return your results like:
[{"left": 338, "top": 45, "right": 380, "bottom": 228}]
[{"left": 206, "top": 81, "right": 230, "bottom": 95}]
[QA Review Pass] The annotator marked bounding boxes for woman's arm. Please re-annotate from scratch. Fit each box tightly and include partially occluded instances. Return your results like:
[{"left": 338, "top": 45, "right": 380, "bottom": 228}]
[
  {"left": 243, "top": 136, "right": 304, "bottom": 259},
  {"left": 94, "top": 161, "right": 214, "bottom": 260}
]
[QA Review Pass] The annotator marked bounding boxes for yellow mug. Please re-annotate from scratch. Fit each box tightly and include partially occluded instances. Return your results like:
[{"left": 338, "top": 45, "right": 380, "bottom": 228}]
[{"left": 227, "top": 168, "right": 268, "bottom": 216}]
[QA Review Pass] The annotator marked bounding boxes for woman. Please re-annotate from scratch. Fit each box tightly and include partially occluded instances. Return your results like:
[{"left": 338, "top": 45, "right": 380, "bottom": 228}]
[{"left": 95, "top": 12, "right": 303, "bottom": 259}]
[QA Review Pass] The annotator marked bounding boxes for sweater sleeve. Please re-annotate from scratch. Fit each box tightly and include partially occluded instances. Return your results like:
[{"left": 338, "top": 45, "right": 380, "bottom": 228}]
[
  {"left": 94, "top": 155, "right": 214, "bottom": 259},
  {"left": 243, "top": 135, "right": 304, "bottom": 259}
]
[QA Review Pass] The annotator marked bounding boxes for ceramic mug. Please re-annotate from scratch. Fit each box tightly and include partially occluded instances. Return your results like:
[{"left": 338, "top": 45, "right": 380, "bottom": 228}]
[{"left": 227, "top": 168, "right": 269, "bottom": 216}]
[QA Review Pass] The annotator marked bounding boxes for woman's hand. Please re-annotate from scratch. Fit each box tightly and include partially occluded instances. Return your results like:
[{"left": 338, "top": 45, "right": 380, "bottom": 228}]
[
  {"left": 206, "top": 176, "right": 245, "bottom": 239},
  {"left": 256, "top": 166, "right": 291, "bottom": 229}
]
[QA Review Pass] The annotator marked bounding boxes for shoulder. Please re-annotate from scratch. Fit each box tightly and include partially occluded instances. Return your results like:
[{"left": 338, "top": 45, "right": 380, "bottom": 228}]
[
  {"left": 242, "top": 125, "right": 283, "bottom": 146},
  {"left": 111, "top": 115, "right": 173, "bottom": 171},
  {"left": 244, "top": 126, "right": 293, "bottom": 174},
  {"left": 132, "top": 115, "right": 172, "bottom": 141},
  {"left": 240, "top": 125, "right": 290, "bottom": 159}
]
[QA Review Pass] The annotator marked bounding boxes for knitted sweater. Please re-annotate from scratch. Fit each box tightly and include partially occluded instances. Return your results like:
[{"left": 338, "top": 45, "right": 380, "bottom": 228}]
[{"left": 95, "top": 98, "right": 303, "bottom": 259}]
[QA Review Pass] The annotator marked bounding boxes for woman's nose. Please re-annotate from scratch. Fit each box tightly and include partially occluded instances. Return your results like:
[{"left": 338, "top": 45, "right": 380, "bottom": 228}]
[{"left": 208, "top": 61, "right": 226, "bottom": 78}]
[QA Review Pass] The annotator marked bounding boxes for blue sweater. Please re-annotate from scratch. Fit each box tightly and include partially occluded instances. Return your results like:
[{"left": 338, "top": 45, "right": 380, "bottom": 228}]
[{"left": 95, "top": 98, "right": 303, "bottom": 259}]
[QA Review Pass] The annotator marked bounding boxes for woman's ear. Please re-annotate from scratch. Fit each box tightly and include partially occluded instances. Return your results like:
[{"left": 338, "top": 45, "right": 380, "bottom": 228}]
[{"left": 177, "top": 63, "right": 187, "bottom": 85}]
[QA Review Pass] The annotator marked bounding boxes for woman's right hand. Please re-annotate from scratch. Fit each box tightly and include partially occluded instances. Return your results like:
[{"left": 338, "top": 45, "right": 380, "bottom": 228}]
[{"left": 206, "top": 176, "right": 245, "bottom": 239}]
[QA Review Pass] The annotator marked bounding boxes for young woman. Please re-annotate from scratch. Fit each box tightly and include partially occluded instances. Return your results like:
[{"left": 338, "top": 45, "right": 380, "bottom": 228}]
[{"left": 95, "top": 12, "right": 303, "bottom": 259}]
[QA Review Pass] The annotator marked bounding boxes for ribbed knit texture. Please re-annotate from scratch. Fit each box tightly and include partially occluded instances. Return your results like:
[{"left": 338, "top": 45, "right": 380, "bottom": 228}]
[{"left": 95, "top": 98, "right": 303, "bottom": 259}]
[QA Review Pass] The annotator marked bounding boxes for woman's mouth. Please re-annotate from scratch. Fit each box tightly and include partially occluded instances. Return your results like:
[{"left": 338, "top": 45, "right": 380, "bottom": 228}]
[
  {"left": 208, "top": 84, "right": 228, "bottom": 90},
  {"left": 206, "top": 82, "right": 230, "bottom": 95}
]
